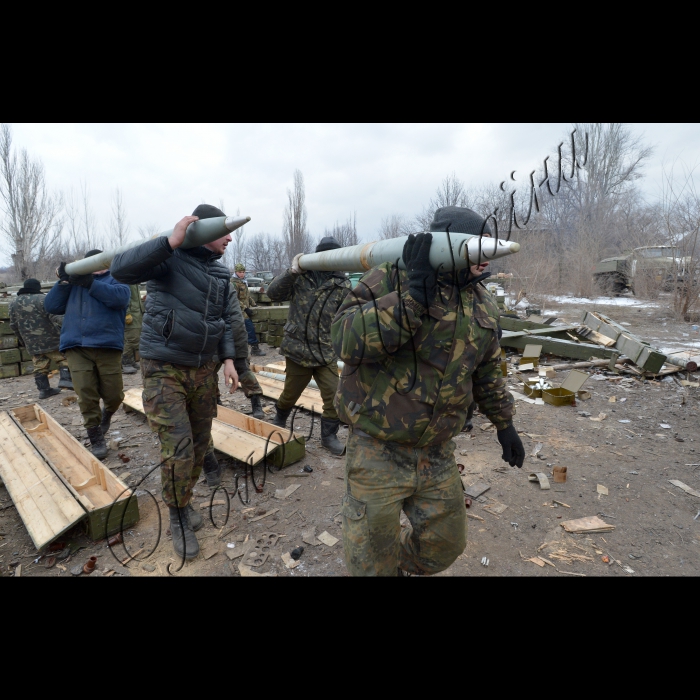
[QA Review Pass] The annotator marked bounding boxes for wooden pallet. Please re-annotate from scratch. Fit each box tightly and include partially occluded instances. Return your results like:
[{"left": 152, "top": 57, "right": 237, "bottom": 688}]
[
  {"left": 122, "top": 388, "right": 305, "bottom": 469},
  {"left": 253, "top": 375, "right": 325, "bottom": 416}
]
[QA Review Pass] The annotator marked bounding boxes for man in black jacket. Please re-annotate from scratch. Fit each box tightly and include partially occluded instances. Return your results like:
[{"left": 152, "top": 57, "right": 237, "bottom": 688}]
[{"left": 110, "top": 205, "right": 238, "bottom": 560}]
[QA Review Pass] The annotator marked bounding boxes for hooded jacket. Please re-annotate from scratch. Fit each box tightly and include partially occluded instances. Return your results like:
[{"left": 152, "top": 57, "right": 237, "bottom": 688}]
[{"left": 110, "top": 237, "right": 235, "bottom": 366}]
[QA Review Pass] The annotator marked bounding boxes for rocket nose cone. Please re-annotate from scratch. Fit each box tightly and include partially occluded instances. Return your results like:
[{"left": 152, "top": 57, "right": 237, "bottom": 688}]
[{"left": 509, "top": 242, "right": 521, "bottom": 253}]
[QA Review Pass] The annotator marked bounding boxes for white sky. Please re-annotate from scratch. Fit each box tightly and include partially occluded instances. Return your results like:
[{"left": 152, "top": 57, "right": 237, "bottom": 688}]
[{"left": 4, "top": 122, "right": 700, "bottom": 266}]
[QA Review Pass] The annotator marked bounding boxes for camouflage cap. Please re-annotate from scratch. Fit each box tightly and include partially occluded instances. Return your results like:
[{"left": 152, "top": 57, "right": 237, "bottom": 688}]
[{"left": 235, "top": 263, "right": 246, "bottom": 272}]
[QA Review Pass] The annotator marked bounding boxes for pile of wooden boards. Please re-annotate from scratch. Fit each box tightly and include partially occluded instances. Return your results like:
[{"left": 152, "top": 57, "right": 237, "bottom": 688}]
[
  {"left": 251, "top": 305, "right": 289, "bottom": 349},
  {"left": 501, "top": 310, "right": 698, "bottom": 377},
  {"left": 0, "top": 302, "right": 39, "bottom": 378}
]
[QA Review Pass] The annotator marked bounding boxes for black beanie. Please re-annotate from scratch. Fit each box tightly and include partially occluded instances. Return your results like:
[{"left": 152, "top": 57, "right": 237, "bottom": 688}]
[
  {"left": 21, "top": 278, "right": 42, "bottom": 294},
  {"left": 316, "top": 236, "right": 341, "bottom": 253},
  {"left": 192, "top": 204, "right": 225, "bottom": 220},
  {"left": 84, "top": 249, "right": 103, "bottom": 258},
  {"left": 430, "top": 206, "right": 492, "bottom": 236}
]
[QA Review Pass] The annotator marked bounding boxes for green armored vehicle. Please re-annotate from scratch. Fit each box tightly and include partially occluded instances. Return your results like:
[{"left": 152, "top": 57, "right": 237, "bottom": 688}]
[{"left": 593, "top": 246, "right": 691, "bottom": 294}]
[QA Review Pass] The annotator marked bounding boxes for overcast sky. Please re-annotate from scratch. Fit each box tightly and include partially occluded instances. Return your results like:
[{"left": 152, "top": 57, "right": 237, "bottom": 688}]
[{"left": 4, "top": 123, "right": 700, "bottom": 265}]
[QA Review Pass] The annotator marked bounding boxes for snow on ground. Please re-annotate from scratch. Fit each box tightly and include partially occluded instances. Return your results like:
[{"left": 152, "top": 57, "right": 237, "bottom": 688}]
[{"left": 542, "top": 295, "right": 660, "bottom": 308}]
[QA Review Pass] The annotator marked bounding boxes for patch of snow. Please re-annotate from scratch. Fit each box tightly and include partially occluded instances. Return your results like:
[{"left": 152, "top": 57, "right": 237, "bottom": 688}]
[{"left": 543, "top": 295, "right": 660, "bottom": 308}]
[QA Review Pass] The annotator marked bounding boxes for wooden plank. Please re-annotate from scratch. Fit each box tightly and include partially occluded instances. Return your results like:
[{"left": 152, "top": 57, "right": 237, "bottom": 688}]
[
  {"left": 500, "top": 324, "right": 581, "bottom": 340},
  {"left": 122, "top": 388, "right": 304, "bottom": 468},
  {"left": 255, "top": 375, "right": 325, "bottom": 415},
  {"left": 0, "top": 412, "right": 85, "bottom": 550},
  {"left": 500, "top": 332, "right": 616, "bottom": 360}
]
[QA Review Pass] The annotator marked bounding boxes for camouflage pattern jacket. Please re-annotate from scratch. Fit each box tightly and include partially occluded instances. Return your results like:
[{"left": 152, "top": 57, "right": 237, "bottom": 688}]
[
  {"left": 9, "top": 293, "right": 62, "bottom": 355},
  {"left": 267, "top": 269, "right": 351, "bottom": 367},
  {"left": 331, "top": 263, "right": 514, "bottom": 447},
  {"left": 233, "top": 277, "right": 256, "bottom": 314},
  {"left": 126, "top": 284, "right": 145, "bottom": 329}
]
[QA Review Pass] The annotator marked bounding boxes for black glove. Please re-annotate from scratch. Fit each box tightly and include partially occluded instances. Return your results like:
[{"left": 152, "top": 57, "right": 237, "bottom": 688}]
[
  {"left": 497, "top": 424, "right": 525, "bottom": 468},
  {"left": 402, "top": 233, "right": 436, "bottom": 310},
  {"left": 56, "top": 262, "right": 69, "bottom": 282},
  {"left": 245, "top": 308, "right": 254, "bottom": 318},
  {"left": 68, "top": 273, "right": 93, "bottom": 289},
  {"left": 233, "top": 358, "right": 248, "bottom": 376}
]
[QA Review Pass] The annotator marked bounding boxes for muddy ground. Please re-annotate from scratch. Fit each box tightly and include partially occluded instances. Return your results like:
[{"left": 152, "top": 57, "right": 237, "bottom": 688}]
[{"left": 1, "top": 294, "right": 699, "bottom": 577}]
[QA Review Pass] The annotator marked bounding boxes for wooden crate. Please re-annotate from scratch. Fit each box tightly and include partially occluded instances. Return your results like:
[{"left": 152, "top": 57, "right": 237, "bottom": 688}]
[
  {"left": 0, "top": 304, "right": 9, "bottom": 320},
  {"left": 0, "top": 335, "right": 18, "bottom": 349},
  {"left": 0, "top": 348, "right": 20, "bottom": 365},
  {"left": 4, "top": 404, "right": 139, "bottom": 546},
  {"left": 0, "top": 364, "right": 19, "bottom": 378},
  {"left": 0, "top": 321, "right": 15, "bottom": 335},
  {"left": 20, "top": 348, "right": 31, "bottom": 361},
  {"left": 122, "top": 388, "right": 305, "bottom": 469},
  {"left": 20, "top": 361, "right": 34, "bottom": 375}
]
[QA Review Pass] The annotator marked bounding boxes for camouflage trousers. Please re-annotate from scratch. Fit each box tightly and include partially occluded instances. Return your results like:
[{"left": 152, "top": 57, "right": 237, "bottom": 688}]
[
  {"left": 277, "top": 357, "right": 339, "bottom": 420},
  {"left": 342, "top": 432, "right": 466, "bottom": 576},
  {"left": 32, "top": 349, "right": 68, "bottom": 376},
  {"left": 65, "top": 348, "right": 124, "bottom": 428},
  {"left": 123, "top": 324, "right": 141, "bottom": 364},
  {"left": 142, "top": 359, "right": 218, "bottom": 508}
]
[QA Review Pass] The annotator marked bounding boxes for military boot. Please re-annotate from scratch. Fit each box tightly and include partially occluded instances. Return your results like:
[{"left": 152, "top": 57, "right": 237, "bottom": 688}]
[
  {"left": 122, "top": 358, "right": 138, "bottom": 375},
  {"left": 57, "top": 366, "right": 74, "bottom": 390},
  {"left": 168, "top": 505, "right": 200, "bottom": 559},
  {"left": 250, "top": 394, "right": 264, "bottom": 420},
  {"left": 272, "top": 405, "right": 292, "bottom": 429},
  {"left": 35, "top": 373, "right": 61, "bottom": 399},
  {"left": 321, "top": 418, "right": 345, "bottom": 456},
  {"left": 86, "top": 425, "right": 108, "bottom": 459},
  {"left": 250, "top": 343, "right": 266, "bottom": 356},
  {"left": 187, "top": 503, "right": 203, "bottom": 531},
  {"left": 463, "top": 401, "right": 475, "bottom": 432},
  {"left": 202, "top": 452, "right": 221, "bottom": 487},
  {"left": 100, "top": 408, "right": 115, "bottom": 436}
]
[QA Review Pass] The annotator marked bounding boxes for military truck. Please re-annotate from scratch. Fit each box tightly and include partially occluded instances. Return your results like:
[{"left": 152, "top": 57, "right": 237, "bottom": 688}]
[{"left": 593, "top": 246, "right": 691, "bottom": 294}]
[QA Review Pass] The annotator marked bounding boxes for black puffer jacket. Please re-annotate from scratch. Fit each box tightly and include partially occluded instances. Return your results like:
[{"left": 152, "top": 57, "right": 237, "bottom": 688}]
[{"left": 110, "top": 237, "right": 235, "bottom": 367}]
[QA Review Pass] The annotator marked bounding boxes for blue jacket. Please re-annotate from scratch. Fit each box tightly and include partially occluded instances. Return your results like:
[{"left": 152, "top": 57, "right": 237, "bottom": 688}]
[{"left": 44, "top": 273, "right": 131, "bottom": 353}]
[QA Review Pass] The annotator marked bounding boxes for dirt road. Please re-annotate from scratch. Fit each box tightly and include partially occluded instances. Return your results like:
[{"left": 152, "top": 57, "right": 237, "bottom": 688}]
[{"left": 1, "top": 298, "right": 698, "bottom": 577}]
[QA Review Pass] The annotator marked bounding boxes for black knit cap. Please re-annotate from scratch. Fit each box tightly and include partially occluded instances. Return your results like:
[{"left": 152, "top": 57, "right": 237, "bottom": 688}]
[
  {"left": 21, "top": 278, "right": 42, "bottom": 294},
  {"left": 84, "top": 249, "right": 103, "bottom": 258},
  {"left": 430, "top": 206, "right": 492, "bottom": 236},
  {"left": 192, "top": 204, "right": 225, "bottom": 219},
  {"left": 316, "top": 236, "right": 341, "bottom": 253}
]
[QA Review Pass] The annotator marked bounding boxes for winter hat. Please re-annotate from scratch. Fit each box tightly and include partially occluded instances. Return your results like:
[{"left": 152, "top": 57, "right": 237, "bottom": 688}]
[
  {"left": 235, "top": 263, "right": 246, "bottom": 272},
  {"left": 84, "top": 249, "right": 103, "bottom": 258},
  {"left": 316, "top": 236, "right": 341, "bottom": 253},
  {"left": 192, "top": 204, "right": 225, "bottom": 220},
  {"left": 430, "top": 206, "right": 492, "bottom": 236},
  {"left": 19, "top": 278, "right": 42, "bottom": 295}
]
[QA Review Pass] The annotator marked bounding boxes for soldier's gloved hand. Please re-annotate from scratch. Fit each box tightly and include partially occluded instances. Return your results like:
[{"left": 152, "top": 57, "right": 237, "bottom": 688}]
[
  {"left": 291, "top": 253, "right": 306, "bottom": 275},
  {"left": 403, "top": 232, "right": 436, "bottom": 310},
  {"left": 245, "top": 308, "right": 254, "bottom": 319},
  {"left": 68, "top": 273, "right": 94, "bottom": 289},
  {"left": 233, "top": 357, "right": 248, "bottom": 376},
  {"left": 56, "top": 262, "right": 69, "bottom": 282},
  {"left": 496, "top": 424, "right": 525, "bottom": 468}
]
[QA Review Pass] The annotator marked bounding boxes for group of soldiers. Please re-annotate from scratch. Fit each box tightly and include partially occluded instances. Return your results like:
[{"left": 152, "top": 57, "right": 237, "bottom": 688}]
[{"left": 8, "top": 203, "right": 525, "bottom": 576}]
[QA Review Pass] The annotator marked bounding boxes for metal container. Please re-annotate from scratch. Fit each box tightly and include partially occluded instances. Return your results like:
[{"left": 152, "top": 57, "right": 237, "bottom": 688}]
[{"left": 542, "top": 370, "right": 590, "bottom": 406}]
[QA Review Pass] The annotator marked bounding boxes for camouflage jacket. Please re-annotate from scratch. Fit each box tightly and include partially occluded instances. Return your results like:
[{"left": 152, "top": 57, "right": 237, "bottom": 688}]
[
  {"left": 233, "top": 277, "right": 256, "bottom": 314},
  {"left": 331, "top": 263, "right": 514, "bottom": 447},
  {"left": 126, "top": 284, "right": 144, "bottom": 329},
  {"left": 267, "top": 268, "right": 351, "bottom": 367},
  {"left": 9, "top": 293, "right": 62, "bottom": 355}
]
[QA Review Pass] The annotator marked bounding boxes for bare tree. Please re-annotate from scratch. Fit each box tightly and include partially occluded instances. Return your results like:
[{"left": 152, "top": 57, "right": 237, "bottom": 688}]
[
  {"left": 137, "top": 222, "right": 161, "bottom": 240},
  {"left": 378, "top": 213, "right": 412, "bottom": 239},
  {"left": 414, "top": 172, "right": 475, "bottom": 231},
  {"left": 0, "top": 123, "right": 63, "bottom": 280},
  {"left": 283, "top": 169, "right": 312, "bottom": 264},
  {"left": 225, "top": 207, "right": 247, "bottom": 271},
  {"left": 320, "top": 212, "right": 358, "bottom": 248},
  {"left": 248, "top": 232, "right": 287, "bottom": 274},
  {"left": 109, "top": 187, "right": 131, "bottom": 247}
]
